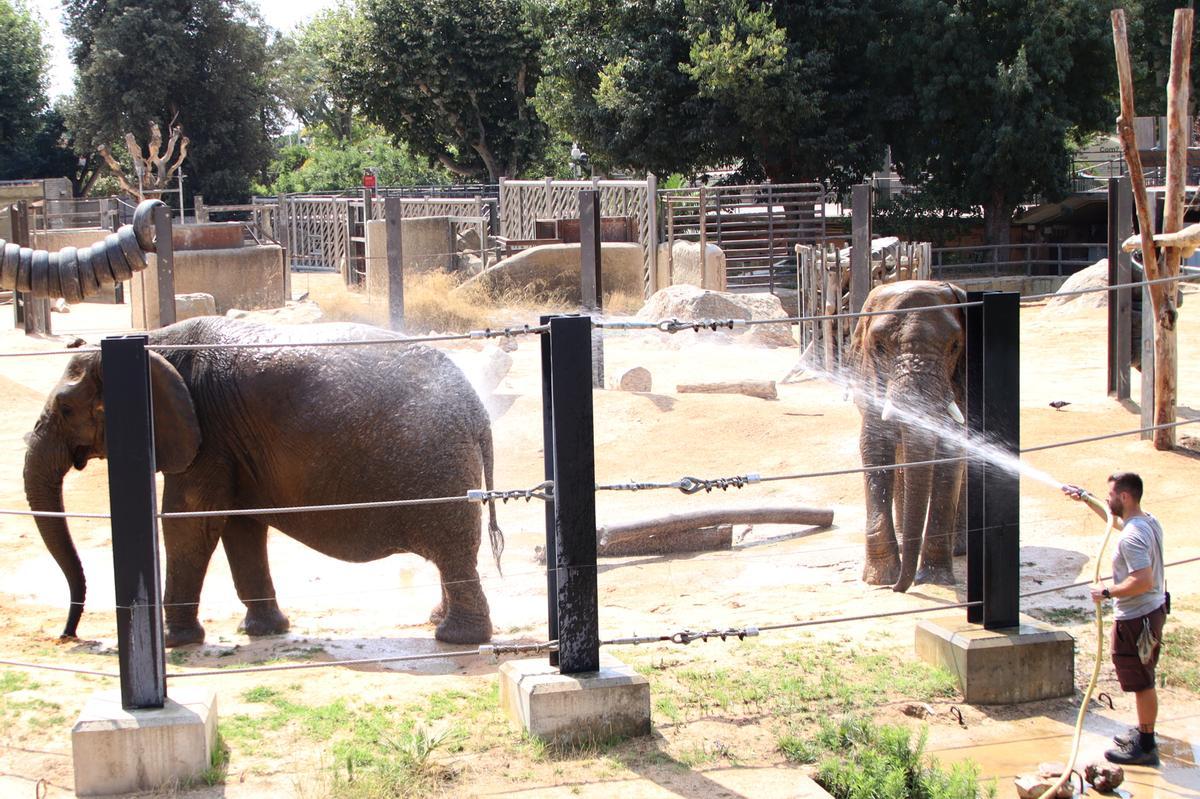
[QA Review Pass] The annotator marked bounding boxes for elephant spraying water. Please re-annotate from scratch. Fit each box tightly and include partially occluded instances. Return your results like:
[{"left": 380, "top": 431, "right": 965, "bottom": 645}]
[
  {"left": 849, "top": 280, "right": 967, "bottom": 592},
  {"left": 25, "top": 317, "right": 503, "bottom": 645}
]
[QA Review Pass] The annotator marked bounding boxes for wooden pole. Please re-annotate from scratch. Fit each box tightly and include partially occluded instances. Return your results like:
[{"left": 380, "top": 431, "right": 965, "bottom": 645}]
[{"left": 1111, "top": 9, "right": 1185, "bottom": 449}]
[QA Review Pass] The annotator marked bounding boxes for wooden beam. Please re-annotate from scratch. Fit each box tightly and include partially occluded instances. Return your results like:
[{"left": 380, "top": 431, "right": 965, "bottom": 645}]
[{"left": 1121, "top": 222, "right": 1200, "bottom": 256}]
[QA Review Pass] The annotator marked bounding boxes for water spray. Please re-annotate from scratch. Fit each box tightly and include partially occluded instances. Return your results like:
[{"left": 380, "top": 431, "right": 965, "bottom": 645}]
[{"left": 1033, "top": 487, "right": 1118, "bottom": 799}]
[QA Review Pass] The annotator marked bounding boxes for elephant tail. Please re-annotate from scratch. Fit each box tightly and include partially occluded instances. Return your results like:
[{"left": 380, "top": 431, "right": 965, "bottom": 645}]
[{"left": 480, "top": 424, "right": 504, "bottom": 576}]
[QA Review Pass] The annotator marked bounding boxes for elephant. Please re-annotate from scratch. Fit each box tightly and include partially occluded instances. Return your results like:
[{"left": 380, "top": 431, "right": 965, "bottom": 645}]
[
  {"left": 849, "top": 280, "right": 967, "bottom": 592},
  {"left": 24, "top": 316, "right": 503, "bottom": 646}
]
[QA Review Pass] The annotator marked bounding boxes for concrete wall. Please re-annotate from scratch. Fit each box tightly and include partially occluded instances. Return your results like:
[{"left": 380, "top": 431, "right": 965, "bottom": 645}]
[
  {"left": 950, "top": 274, "right": 1069, "bottom": 296},
  {"left": 654, "top": 241, "right": 727, "bottom": 292},
  {"left": 463, "top": 242, "right": 644, "bottom": 304},
  {"left": 129, "top": 245, "right": 286, "bottom": 329}
]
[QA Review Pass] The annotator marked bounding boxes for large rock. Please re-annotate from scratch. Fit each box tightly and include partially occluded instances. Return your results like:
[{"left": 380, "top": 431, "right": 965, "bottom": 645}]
[
  {"left": 459, "top": 242, "right": 644, "bottom": 304},
  {"left": 618, "top": 367, "right": 652, "bottom": 392},
  {"left": 636, "top": 284, "right": 795, "bottom": 347},
  {"left": 655, "top": 241, "right": 727, "bottom": 291},
  {"left": 226, "top": 299, "right": 324, "bottom": 325},
  {"left": 1046, "top": 259, "right": 1110, "bottom": 310},
  {"left": 175, "top": 292, "right": 217, "bottom": 321}
]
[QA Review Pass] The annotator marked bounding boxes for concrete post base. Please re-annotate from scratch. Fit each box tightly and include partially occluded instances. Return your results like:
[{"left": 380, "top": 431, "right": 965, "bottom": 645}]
[
  {"left": 499, "top": 655, "right": 651, "bottom": 744},
  {"left": 914, "top": 613, "right": 1075, "bottom": 704},
  {"left": 72, "top": 686, "right": 218, "bottom": 797}
]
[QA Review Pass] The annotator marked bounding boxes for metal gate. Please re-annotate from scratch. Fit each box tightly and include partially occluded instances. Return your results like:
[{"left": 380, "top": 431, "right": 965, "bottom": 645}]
[{"left": 660, "top": 183, "right": 827, "bottom": 293}]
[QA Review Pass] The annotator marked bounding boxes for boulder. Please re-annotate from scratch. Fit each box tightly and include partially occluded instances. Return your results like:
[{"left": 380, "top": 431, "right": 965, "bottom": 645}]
[
  {"left": 618, "top": 367, "right": 652, "bottom": 392},
  {"left": 459, "top": 242, "right": 644, "bottom": 304},
  {"left": 225, "top": 299, "right": 324, "bottom": 325},
  {"left": 176, "top": 292, "right": 217, "bottom": 321},
  {"left": 1046, "top": 259, "right": 1110, "bottom": 310},
  {"left": 655, "top": 241, "right": 727, "bottom": 290},
  {"left": 637, "top": 284, "right": 795, "bottom": 347}
]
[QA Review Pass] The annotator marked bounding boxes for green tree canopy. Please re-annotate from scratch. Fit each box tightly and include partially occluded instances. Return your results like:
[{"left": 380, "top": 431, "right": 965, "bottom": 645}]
[
  {"left": 272, "top": 9, "right": 361, "bottom": 143},
  {"left": 885, "top": 0, "right": 1115, "bottom": 244},
  {"left": 535, "top": 0, "right": 890, "bottom": 189},
  {"left": 63, "top": 0, "right": 281, "bottom": 202},
  {"left": 343, "top": 0, "right": 551, "bottom": 181},
  {"left": 0, "top": 0, "right": 54, "bottom": 179}
]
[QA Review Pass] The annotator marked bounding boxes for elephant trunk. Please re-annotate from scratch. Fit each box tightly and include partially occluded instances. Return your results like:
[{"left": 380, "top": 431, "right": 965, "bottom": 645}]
[{"left": 23, "top": 421, "right": 86, "bottom": 638}]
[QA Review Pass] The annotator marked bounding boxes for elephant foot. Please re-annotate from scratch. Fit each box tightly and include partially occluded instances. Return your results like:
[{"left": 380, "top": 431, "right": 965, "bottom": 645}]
[
  {"left": 862, "top": 557, "right": 901, "bottom": 586},
  {"left": 165, "top": 621, "right": 205, "bottom": 648},
  {"left": 434, "top": 609, "right": 492, "bottom": 644},
  {"left": 914, "top": 565, "right": 955, "bottom": 586},
  {"left": 239, "top": 605, "right": 290, "bottom": 637}
]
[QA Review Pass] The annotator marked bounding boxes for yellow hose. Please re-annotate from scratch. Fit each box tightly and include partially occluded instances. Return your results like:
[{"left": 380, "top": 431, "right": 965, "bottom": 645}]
[{"left": 1037, "top": 490, "right": 1117, "bottom": 799}]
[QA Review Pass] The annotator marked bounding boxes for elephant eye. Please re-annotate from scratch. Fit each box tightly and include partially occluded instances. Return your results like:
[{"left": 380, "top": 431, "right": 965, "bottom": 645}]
[{"left": 60, "top": 405, "right": 73, "bottom": 418}]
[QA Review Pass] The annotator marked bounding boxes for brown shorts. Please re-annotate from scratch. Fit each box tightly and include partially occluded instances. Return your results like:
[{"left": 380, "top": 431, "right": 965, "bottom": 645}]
[{"left": 1111, "top": 605, "right": 1167, "bottom": 693}]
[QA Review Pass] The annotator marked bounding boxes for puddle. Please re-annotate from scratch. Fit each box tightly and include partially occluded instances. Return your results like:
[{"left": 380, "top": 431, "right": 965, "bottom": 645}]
[{"left": 928, "top": 713, "right": 1200, "bottom": 797}]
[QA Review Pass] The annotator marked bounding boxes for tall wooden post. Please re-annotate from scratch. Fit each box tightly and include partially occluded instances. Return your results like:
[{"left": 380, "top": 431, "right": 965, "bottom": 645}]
[
  {"left": 384, "top": 196, "right": 405, "bottom": 330},
  {"left": 152, "top": 205, "right": 176, "bottom": 328},
  {"left": 101, "top": 335, "right": 167, "bottom": 709},
  {"left": 850, "top": 184, "right": 872, "bottom": 314},
  {"left": 579, "top": 189, "right": 604, "bottom": 388}
]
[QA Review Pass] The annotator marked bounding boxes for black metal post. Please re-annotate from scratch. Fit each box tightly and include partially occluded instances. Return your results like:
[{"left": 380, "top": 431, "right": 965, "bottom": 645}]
[
  {"left": 547, "top": 315, "right": 600, "bottom": 673},
  {"left": 964, "top": 291, "right": 985, "bottom": 624},
  {"left": 101, "top": 335, "right": 166, "bottom": 709},
  {"left": 579, "top": 189, "right": 604, "bottom": 388},
  {"left": 539, "top": 314, "right": 559, "bottom": 666},
  {"left": 981, "top": 292, "right": 1020, "bottom": 630},
  {"left": 153, "top": 205, "right": 176, "bottom": 327},
  {"left": 384, "top": 196, "right": 405, "bottom": 330},
  {"left": 1107, "top": 177, "right": 1132, "bottom": 398}
]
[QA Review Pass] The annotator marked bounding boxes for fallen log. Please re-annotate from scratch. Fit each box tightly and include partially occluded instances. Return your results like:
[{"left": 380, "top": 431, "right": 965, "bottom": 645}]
[
  {"left": 676, "top": 380, "right": 778, "bottom": 400},
  {"left": 599, "top": 505, "right": 835, "bottom": 551},
  {"left": 1121, "top": 222, "right": 1200, "bottom": 257},
  {"left": 598, "top": 524, "right": 733, "bottom": 557}
]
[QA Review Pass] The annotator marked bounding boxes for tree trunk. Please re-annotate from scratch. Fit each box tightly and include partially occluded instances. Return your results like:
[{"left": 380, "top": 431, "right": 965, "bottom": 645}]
[{"left": 981, "top": 192, "right": 1013, "bottom": 246}]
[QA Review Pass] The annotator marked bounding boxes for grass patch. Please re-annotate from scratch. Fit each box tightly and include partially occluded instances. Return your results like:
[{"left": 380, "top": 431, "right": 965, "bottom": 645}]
[
  {"left": 1159, "top": 624, "right": 1200, "bottom": 692},
  {"left": 0, "top": 671, "right": 36, "bottom": 694},
  {"left": 808, "top": 717, "right": 994, "bottom": 799},
  {"left": 621, "top": 638, "right": 957, "bottom": 727},
  {"left": 1027, "top": 606, "right": 1093, "bottom": 625}
]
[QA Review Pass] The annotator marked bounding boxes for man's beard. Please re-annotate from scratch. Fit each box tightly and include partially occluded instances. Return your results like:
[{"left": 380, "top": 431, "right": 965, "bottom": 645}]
[{"left": 1109, "top": 496, "right": 1125, "bottom": 517}]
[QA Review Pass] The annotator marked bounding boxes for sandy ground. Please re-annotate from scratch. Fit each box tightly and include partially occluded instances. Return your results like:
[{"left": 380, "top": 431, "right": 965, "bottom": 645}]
[{"left": 1, "top": 283, "right": 1200, "bottom": 797}]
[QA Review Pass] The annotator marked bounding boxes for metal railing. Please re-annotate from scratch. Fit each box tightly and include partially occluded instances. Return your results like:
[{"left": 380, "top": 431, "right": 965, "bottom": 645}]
[{"left": 931, "top": 242, "right": 1104, "bottom": 278}]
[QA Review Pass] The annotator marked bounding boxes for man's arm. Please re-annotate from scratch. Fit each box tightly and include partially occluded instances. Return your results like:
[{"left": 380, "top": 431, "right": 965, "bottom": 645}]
[
  {"left": 1062, "top": 485, "right": 1125, "bottom": 528},
  {"left": 1091, "top": 566, "right": 1154, "bottom": 602}
]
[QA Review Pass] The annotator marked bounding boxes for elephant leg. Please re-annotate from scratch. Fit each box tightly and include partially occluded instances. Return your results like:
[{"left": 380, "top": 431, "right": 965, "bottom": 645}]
[
  {"left": 221, "top": 516, "right": 290, "bottom": 637},
  {"left": 161, "top": 502, "right": 223, "bottom": 648},
  {"left": 430, "top": 554, "right": 492, "bottom": 644},
  {"left": 860, "top": 421, "right": 900, "bottom": 585},
  {"left": 915, "top": 453, "right": 962, "bottom": 586},
  {"left": 429, "top": 585, "right": 450, "bottom": 626}
]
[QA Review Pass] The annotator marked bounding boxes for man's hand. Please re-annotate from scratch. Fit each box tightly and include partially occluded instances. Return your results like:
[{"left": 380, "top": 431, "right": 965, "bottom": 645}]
[
  {"left": 1062, "top": 484, "right": 1088, "bottom": 501},
  {"left": 1090, "top": 584, "right": 1109, "bottom": 603}
]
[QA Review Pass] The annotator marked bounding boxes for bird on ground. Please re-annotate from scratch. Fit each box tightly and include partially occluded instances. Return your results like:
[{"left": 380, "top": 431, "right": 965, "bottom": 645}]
[{"left": 1049, "top": 400, "right": 1072, "bottom": 411}]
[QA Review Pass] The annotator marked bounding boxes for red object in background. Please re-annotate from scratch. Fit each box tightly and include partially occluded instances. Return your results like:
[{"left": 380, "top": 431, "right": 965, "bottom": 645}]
[{"left": 362, "top": 172, "right": 377, "bottom": 189}]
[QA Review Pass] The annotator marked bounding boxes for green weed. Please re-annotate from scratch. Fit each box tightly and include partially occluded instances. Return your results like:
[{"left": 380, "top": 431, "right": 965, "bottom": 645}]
[{"left": 1159, "top": 625, "right": 1200, "bottom": 692}]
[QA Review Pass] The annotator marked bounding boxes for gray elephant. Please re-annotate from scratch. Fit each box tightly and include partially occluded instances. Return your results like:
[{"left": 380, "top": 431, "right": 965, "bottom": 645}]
[
  {"left": 24, "top": 317, "right": 502, "bottom": 646},
  {"left": 849, "top": 280, "right": 966, "bottom": 592}
]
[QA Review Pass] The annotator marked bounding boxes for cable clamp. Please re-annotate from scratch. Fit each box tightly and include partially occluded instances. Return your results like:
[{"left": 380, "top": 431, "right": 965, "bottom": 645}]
[
  {"left": 468, "top": 481, "right": 554, "bottom": 504},
  {"left": 677, "top": 474, "right": 761, "bottom": 495},
  {"left": 670, "top": 626, "right": 759, "bottom": 644}
]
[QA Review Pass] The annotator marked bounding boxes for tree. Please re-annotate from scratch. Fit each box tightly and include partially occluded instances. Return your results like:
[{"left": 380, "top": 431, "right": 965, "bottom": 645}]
[
  {"left": 273, "top": 9, "right": 360, "bottom": 143},
  {"left": 535, "top": 0, "right": 890, "bottom": 189},
  {"left": 64, "top": 0, "right": 281, "bottom": 202},
  {"left": 0, "top": 0, "right": 51, "bottom": 179},
  {"left": 885, "top": 0, "right": 1115, "bottom": 244},
  {"left": 346, "top": 0, "right": 551, "bottom": 181}
]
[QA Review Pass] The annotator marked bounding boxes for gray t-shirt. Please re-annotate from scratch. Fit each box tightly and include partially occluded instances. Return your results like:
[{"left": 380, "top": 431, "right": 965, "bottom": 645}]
[{"left": 1112, "top": 514, "right": 1166, "bottom": 620}]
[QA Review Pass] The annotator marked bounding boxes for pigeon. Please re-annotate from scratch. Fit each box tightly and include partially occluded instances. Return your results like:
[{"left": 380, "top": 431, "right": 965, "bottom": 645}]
[{"left": 1049, "top": 400, "right": 1071, "bottom": 411}]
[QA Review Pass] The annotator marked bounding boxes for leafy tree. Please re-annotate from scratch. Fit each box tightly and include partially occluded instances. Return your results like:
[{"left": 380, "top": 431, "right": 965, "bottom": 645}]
[
  {"left": 345, "top": 0, "right": 551, "bottom": 181},
  {"left": 885, "top": 0, "right": 1115, "bottom": 244},
  {"left": 273, "top": 9, "right": 360, "bottom": 142},
  {"left": 1123, "top": 0, "right": 1200, "bottom": 117},
  {"left": 63, "top": 0, "right": 281, "bottom": 202},
  {"left": 0, "top": 0, "right": 52, "bottom": 179},
  {"left": 535, "top": 0, "right": 890, "bottom": 189},
  {"left": 256, "top": 123, "right": 454, "bottom": 195}
]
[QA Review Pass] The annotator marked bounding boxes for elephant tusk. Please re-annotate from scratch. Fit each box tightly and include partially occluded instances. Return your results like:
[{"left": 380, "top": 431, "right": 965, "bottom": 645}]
[
  {"left": 946, "top": 401, "right": 965, "bottom": 425},
  {"left": 881, "top": 398, "right": 899, "bottom": 422}
]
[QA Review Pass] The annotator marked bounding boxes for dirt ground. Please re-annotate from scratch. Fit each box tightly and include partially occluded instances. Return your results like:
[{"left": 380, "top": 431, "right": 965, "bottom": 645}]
[{"left": 2, "top": 279, "right": 1200, "bottom": 798}]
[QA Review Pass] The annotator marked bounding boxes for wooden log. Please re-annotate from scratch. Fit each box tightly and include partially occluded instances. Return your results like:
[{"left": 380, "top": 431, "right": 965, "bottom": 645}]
[
  {"left": 598, "top": 524, "right": 733, "bottom": 557},
  {"left": 1121, "top": 222, "right": 1200, "bottom": 256},
  {"left": 676, "top": 380, "right": 778, "bottom": 400},
  {"left": 598, "top": 505, "right": 835, "bottom": 550}
]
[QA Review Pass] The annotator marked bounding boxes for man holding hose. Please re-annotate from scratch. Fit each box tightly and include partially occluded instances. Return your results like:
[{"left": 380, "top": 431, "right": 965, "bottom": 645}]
[{"left": 1063, "top": 472, "right": 1166, "bottom": 767}]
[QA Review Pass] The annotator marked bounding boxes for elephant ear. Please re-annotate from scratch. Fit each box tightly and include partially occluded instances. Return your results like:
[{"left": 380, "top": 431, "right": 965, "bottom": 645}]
[
  {"left": 148, "top": 351, "right": 201, "bottom": 474},
  {"left": 944, "top": 282, "right": 968, "bottom": 398}
]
